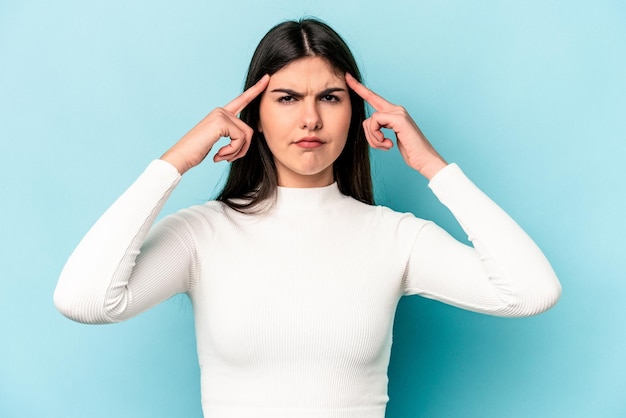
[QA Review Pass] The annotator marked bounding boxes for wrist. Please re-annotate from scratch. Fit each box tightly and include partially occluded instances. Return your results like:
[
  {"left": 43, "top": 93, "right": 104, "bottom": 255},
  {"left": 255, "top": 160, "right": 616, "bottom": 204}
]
[
  {"left": 160, "top": 150, "right": 191, "bottom": 175},
  {"left": 418, "top": 157, "right": 448, "bottom": 181}
]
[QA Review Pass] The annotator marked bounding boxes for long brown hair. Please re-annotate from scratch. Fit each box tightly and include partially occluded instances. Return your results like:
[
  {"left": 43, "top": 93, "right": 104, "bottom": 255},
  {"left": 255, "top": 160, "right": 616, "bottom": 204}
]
[{"left": 217, "top": 18, "right": 372, "bottom": 211}]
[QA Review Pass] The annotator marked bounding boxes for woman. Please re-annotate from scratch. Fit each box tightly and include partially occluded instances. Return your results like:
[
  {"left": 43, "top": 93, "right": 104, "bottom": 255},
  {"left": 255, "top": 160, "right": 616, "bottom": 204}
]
[{"left": 54, "top": 18, "right": 561, "bottom": 418}]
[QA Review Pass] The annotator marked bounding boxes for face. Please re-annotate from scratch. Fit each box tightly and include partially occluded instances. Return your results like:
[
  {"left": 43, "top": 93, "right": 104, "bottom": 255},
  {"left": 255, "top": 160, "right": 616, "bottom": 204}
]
[{"left": 258, "top": 56, "right": 352, "bottom": 188}]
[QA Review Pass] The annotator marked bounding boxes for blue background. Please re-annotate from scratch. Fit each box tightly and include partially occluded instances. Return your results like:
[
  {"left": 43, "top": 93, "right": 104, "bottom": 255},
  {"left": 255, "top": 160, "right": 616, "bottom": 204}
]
[{"left": 1, "top": 0, "right": 625, "bottom": 417}]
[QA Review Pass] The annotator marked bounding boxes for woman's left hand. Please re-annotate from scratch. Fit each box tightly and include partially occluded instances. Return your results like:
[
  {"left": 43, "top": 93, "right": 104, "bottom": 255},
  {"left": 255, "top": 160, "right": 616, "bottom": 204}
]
[{"left": 345, "top": 73, "right": 447, "bottom": 180}]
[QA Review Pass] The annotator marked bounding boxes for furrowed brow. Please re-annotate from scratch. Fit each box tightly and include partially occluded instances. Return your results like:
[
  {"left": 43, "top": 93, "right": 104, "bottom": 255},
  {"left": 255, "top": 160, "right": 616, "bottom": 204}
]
[
  {"left": 269, "top": 87, "right": 347, "bottom": 99},
  {"left": 269, "top": 88, "right": 304, "bottom": 99},
  {"left": 318, "top": 87, "right": 347, "bottom": 97}
]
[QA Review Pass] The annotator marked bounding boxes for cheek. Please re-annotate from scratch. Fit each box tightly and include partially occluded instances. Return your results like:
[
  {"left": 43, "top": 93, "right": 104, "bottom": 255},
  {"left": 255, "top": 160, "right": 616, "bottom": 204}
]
[
  {"left": 335, "top": 106, "right": 352, "bottom": 137},
  {"left": 258, "top": 97, "right": 280, "bottom": 133},
  {"left": 339, "top": 98, "right": 352, "bottom": 126},
  {"left": 258, "top": 104, "right": 290, "bottom": 136},
  {"left": 258, "top": 100, "right": 269, "bottom": 133}
]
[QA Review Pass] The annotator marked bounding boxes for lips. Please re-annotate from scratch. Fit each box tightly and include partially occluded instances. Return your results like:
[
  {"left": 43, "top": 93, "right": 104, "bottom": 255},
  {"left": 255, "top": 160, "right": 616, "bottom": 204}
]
[{"left": 294, "top": 136, "right": 325, "bottom": 149}]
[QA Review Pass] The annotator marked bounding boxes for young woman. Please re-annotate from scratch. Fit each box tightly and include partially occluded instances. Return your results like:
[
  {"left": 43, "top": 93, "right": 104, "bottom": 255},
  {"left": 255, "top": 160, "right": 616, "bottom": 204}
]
[{"left": 54, "top": 18, "right": 561, "bottom": 418}]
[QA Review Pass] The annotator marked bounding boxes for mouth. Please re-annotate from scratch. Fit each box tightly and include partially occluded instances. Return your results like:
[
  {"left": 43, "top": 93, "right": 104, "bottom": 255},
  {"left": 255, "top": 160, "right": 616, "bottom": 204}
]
[{"left": 294, "top": 136, "right": 325, "bottom": 149}]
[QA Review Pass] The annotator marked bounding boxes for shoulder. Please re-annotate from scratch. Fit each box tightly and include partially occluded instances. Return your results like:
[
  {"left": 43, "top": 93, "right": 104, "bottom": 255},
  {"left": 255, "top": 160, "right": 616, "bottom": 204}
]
[
  {"left": 162, "top": 200, "right": 230, "bottom": 228},
  {"left": 342, "top": 195, "right": 432, "bottom": 235},
  {"left": 153, "top": 200, "right": 229, "bottom": 239}
]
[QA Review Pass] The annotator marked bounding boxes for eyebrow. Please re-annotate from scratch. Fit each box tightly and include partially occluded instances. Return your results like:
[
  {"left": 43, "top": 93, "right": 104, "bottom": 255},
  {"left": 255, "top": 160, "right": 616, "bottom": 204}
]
[{"left": 269, "top": 87, "right": 347, "bottom": 99}]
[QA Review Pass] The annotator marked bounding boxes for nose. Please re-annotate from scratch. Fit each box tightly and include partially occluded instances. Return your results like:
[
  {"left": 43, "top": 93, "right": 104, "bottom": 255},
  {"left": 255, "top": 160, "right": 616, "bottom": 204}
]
[{"left": 300, "top": 99, "right": 322, "bottom": 131}]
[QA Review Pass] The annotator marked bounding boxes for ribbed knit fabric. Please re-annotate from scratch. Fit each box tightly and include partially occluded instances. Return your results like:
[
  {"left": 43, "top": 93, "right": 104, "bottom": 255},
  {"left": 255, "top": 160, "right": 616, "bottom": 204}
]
[{"left": 54, "top": 160, "right": 561, "bottom": 417}]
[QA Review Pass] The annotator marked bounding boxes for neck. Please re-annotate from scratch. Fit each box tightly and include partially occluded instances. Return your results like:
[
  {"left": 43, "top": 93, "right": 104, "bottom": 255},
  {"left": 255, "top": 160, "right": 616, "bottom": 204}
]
[
  {"left": 276, "top": 168, "right": 334, "bottom": 188},
  {"left": 275, "top": 181, "right": 344, "bottom": 209}
]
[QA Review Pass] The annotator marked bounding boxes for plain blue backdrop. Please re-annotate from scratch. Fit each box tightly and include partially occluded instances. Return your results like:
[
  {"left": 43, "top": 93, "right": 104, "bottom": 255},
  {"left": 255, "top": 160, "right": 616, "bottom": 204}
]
[{"left": 1, "top": 0, "right": 625, "bottom": 417}]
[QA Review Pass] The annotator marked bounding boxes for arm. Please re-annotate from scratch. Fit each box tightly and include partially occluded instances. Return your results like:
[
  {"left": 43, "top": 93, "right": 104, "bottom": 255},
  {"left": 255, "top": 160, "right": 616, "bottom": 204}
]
[
  {"left": 345, "top": 74, "right": 561, "bottom": 316},
  {"left": 53, "top": 160, "right": 196, "bottom": 323},
  {"left": 403, "top": 164, "right": 561, "bottom": 317},
  {"left": 54, "top": 76, "right": 271, "bottom": 323}
]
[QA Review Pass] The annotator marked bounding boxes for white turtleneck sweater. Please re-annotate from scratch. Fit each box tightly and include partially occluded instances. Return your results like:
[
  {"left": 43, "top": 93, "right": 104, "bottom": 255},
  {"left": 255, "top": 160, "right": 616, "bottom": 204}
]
[{"left": 54, "top": 160, "right": 561, "bottom": 418}]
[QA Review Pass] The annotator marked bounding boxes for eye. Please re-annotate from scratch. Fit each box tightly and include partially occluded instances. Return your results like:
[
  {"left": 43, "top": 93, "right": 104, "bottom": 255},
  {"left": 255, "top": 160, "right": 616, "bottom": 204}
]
[
  {"left": 321, "top": 94, "right": 340, "bottom": 103},
  {"left": 277, "top": 95, "right": 296, "bottom": 103}
]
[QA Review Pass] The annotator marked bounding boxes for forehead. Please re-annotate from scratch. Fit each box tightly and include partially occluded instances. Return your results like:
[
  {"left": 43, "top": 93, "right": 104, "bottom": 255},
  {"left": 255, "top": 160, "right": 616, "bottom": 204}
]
[{"left": 269, "top": 57, "right": 345, "bottom": 89}]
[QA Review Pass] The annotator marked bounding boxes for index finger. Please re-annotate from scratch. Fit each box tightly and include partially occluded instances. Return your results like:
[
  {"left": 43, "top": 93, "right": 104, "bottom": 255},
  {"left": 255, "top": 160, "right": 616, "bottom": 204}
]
[
  {"left": 224, "top": 74, "right": 270, "bottom": 115},
  {"left": 345, "top": 73, "right": 393, "bottom": 112}
]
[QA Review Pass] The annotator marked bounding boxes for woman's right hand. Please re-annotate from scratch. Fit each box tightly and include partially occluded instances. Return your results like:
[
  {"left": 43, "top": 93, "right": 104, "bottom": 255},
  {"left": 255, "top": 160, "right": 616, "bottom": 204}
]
[{"left": 161, "top": 74, "right": 270, "bottom": 175}]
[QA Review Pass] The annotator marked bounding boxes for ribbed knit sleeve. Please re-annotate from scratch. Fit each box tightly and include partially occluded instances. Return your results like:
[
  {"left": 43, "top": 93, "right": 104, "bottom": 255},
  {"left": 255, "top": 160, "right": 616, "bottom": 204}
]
[
  {"left": 54, "top": 160, "right": 198, "bottom": 324},
  {"left": 402, "top": 164, "right": 561, "bottom": 317}
]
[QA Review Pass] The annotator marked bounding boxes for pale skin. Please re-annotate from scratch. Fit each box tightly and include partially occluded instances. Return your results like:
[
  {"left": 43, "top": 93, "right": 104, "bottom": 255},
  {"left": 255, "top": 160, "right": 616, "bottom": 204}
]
[
  {"left": 160, "top": 57, "right": 447, "bottom": 183},
  {"left": 160, "top": 74, "right": 271, "bottom": 175},
  {"left": 344, "top": 73, "right": 448, "bottom": 181},
  {"left": 258, "top": 57, "right": 352, "bottom": 188}
]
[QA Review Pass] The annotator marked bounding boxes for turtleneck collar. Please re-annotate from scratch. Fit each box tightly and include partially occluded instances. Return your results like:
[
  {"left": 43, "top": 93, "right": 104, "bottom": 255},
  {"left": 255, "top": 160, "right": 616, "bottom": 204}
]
[{"left": 275, "top": 182, "right": 346, "bottom": 210}]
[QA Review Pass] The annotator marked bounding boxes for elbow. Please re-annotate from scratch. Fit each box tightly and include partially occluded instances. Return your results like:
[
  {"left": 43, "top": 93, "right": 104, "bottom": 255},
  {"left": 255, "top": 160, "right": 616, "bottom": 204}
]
[
  {"left": 529, "top": 282, "right": 562, "bottom": 316},
  {"left": 506, "top": 279, "right": 562, "bottom": 317},
  {"left": 546, "top": 279, "right": 563, "bottom": 310},
  {"left": 53, "top": 284, "right": 110, "bottom": 325},
  {"left": 53, "top": 286, "right": 87, "bottom": 323}
]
